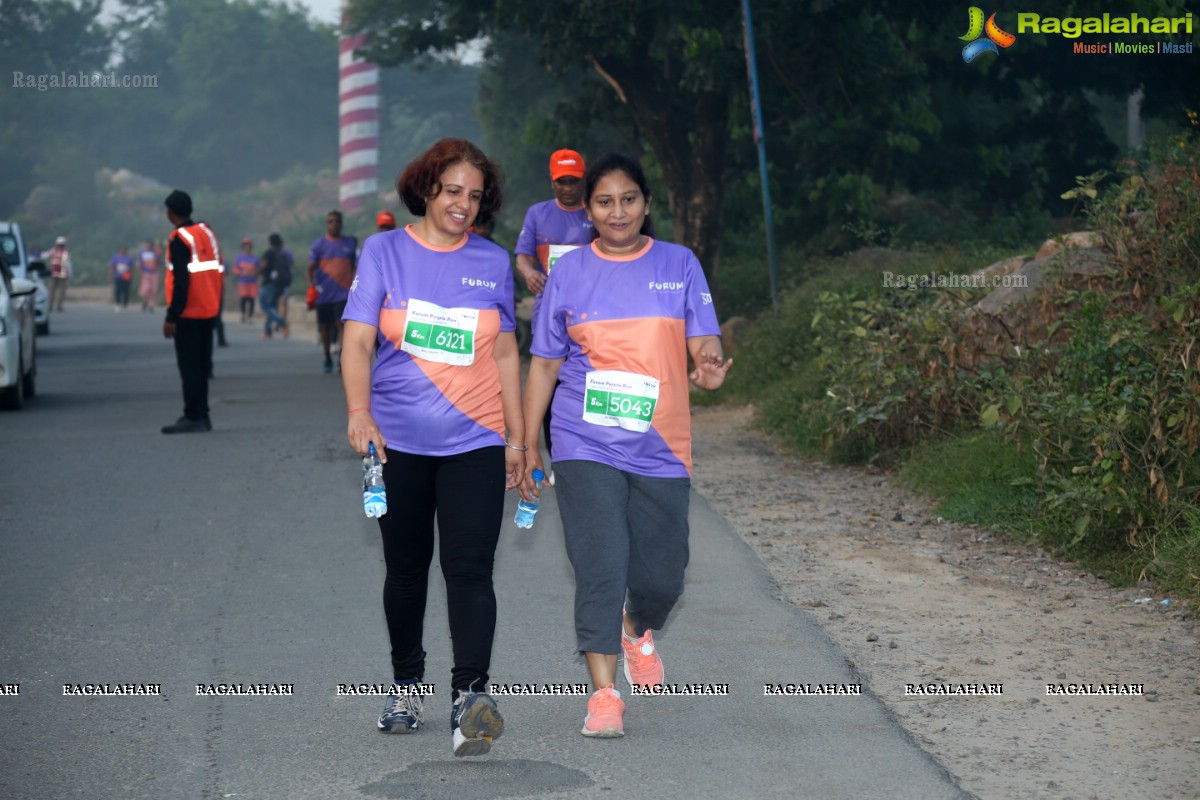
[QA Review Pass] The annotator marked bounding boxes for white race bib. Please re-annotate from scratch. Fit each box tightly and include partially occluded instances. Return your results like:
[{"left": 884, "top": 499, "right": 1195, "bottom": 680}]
[
  {"left": 546, "top": 244, "right": 581, "bottom": 273},
  {"left": 400, "top": 298, "right": 478, "bottom": 366},
  {"left": 583, "top": 370, "right": 660, "bottom": 433}
]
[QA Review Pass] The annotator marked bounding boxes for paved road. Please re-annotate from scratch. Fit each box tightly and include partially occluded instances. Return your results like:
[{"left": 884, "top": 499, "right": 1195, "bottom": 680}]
[{"left": 0, "top": 304, "right": 971, "bottom": 799}]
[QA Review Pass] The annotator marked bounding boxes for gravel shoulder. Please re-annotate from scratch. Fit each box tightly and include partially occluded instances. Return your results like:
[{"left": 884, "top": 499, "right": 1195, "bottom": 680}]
[{"left": 691, "top": 404, "right": 1199, "bottom": 800}]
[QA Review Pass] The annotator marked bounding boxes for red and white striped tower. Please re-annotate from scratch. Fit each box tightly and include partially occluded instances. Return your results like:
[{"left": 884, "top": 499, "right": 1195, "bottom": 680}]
[{"left": 338, "top": 11, "right": 379, "bottom": 211}]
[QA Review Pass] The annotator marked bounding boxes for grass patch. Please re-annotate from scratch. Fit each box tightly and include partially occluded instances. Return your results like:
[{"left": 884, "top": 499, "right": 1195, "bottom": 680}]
[{"left": 896, "top": 429, "right": 1039, "bottom": 534}]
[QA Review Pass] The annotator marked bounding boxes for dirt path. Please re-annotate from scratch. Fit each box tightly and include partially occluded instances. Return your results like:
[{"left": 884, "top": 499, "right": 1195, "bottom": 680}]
[{"left": 691, "top": 405, "right": 1199, "bottom": 800}]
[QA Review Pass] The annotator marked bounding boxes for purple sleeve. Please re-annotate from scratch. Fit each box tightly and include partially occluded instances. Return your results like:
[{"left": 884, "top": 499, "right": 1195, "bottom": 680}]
[
  {"left": 531, "top": 265, "right": 569, "bottom": 358},
  {"left": 514, "top": 206, "right": 538, "bottom": 257},
  {"left": 499, "top": 254, "right": 516, "bottom": 332},
  {"left": 684, "top": 250, "right": 720, "bottom": 338},
  {"left": 308, "top": 237, "right": 322, "bottom": 266},
  {"left": 341, "top": 238, "right": 383, "bottom": 327}
]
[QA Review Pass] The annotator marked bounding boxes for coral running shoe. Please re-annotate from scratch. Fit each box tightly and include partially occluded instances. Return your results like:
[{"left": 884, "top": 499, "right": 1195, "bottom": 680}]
[
  {"left": 581, "top": 685, "right": 625, "bottom": 738},
  {"left": 622, "top": 628, "right": 664, "bottom": 692}
]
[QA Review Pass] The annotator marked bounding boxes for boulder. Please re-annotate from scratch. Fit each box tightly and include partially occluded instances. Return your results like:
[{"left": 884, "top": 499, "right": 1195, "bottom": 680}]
[
  {"left": 1034, "top": 231, "right": 1102, "bottom": 260},
  {"left": 957, "top": 248, "right": 1114, "bottom": 368},
  {"left": 720, "top": 316, "right": 752, "bottom": 353},
  {"left": 968, "top": 254, "right": 1033, "bottom": 284}
]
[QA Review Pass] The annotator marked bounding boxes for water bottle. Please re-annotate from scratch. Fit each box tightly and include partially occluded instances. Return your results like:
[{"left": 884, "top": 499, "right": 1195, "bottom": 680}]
[
  {"left": 362, "top": 442, "right": 387, "bottom": 518},
  {"left": 513, "top": 469, "right": 545, "bottom": 529}
]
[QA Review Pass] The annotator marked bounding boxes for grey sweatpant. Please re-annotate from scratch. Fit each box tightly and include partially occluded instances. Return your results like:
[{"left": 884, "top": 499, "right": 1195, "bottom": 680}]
[{"left": 553, "top": 459, "right": 691, "bottom": 655}]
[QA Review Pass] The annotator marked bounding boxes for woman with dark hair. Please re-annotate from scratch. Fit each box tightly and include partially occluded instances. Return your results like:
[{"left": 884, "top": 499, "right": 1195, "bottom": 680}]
[
  {"left": 520, "top": 151, "right": 732, "bottom": 738},
  {"left": 340, "top": 138, "right": 524, "bottom": 757}
]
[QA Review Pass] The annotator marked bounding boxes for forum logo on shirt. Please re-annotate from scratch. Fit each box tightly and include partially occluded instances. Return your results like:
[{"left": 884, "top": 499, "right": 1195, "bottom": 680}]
[
  {"left": 462, "top": 277, "right": 498, "bottom": 290},
  {"left": 648, "top": 281, "right": 684, "bottom": 293}
]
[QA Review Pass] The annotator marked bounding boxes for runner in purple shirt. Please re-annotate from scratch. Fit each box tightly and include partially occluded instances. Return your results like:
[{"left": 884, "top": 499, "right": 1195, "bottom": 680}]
[
  {"left": 514, "top": 149, "right": 593, "bottom": 482},
  {"left": 307, "top": 211, "right": 357, "bottom": 372},
  {"left": 521, "top": 152, "right": 731, "bottom": 740},
  {"left": 109, "top": 245, "right": 134, "bottom": 311},
  {"left": 341, "top": 138, "right": 524, "bottom": 758}
]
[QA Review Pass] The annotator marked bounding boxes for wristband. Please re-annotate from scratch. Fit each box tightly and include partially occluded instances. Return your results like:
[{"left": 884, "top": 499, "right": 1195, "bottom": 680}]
[{"left": 348, "top": 407, "right": 370, "bottom": 415}]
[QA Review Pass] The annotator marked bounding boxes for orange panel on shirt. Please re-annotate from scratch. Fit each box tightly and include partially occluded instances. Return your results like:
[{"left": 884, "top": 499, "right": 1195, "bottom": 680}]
[
  {"left": 321, "top": 257, "right": 355, "bottom": 289},
  {"left": 379, "top": 306, "right": 505, "bottom": 435},
  {"left": 567, "top": 316, "right": 692, "bottom": 473}
]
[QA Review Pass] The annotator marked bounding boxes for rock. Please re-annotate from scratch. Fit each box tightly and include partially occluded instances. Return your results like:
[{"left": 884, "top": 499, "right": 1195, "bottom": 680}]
[
  {"left": 1034, "top": 231, "right": 1102, "bottom": 260},
  {"left": 866, "top": 632, "right": 879, "bottom": 642},
  {"left": 957, "top": 247, "right": 1115, "bottom": 368},
  {"left": 719, "top": 316, "right": 752, "bottom": 354},
  {"left": 967, "top": 254, "right": 1033, "bottom": 284}
]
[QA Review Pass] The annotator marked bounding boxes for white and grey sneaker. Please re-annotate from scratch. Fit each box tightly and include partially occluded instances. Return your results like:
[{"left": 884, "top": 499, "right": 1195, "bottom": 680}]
[
  {"left": 451, "top": 690, "right": 504, "bottom": 757},
  {"left": 377, "top": 683, "right": 424, "bottom": 733}
]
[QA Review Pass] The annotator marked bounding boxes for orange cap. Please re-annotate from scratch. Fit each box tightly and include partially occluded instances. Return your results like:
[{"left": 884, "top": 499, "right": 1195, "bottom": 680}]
[
  {"left": 549, "top": 149, "right": 585, "bottom": 181},
  {"left": 376, "top": 211, "right": 395, "bottom": 228}
]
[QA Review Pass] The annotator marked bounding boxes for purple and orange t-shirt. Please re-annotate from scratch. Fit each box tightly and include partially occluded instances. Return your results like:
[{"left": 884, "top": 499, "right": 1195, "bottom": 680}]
[
  {"left": 343, "top": 225, "right": 516, "bottom": 457},
  {"left": 514, "top": 199, "right": 593, "bottom": 328},
  {"left": 109, "top": 253, "right": 133, "bottom": 281},
  {"left": 532, "top": 238, "right": 720, "bottom": 478},
  {"left": 310, "top": 235, "right": 357, "bottom": 304},
  {"left": 232, "top": 253, "right": 258, "bottom": 285}
]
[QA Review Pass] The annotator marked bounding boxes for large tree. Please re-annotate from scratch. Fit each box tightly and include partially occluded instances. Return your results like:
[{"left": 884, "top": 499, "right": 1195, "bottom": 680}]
[{"left": 346, "top": 0, "right": 745, "bottom": 285}]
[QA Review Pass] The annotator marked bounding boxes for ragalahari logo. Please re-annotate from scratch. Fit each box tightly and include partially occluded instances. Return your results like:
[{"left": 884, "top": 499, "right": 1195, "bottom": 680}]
[{"left": 960, "top": 7, "right": 1017, "bottom": 62}]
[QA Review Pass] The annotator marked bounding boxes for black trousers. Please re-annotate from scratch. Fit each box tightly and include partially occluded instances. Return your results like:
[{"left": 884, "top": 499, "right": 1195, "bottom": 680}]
[
  {"left": 377, "top": 445, "right": 505, "bottom": 692},
  {"left": 173, "top": 316, "right": 214, "bottom": 421}
]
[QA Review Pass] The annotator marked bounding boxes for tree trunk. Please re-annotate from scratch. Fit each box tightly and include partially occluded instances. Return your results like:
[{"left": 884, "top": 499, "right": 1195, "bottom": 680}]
[{"left": 589, "top": 55, "right": 729, "bottom": 297}]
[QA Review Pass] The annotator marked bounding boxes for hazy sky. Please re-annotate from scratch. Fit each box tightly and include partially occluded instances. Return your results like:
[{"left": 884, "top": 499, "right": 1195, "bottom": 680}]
[
  {"left": 102, "top": 0, "right": 342, "bottom": 26},
  {"left": 297, "top": 0, "right": 341, "bottom": 25}
]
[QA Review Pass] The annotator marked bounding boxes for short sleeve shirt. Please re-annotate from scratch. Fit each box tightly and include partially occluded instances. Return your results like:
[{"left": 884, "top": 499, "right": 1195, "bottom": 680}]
[
  {"left": 514, "top": 199, "right": 593, "bottom": 329},
  {"left": 110, "top": 254, "right": 133, "bottom": 280},
  {"left": 532, "top": 238, "right": 720, "bottom": 478},
  {"left": 232, "top": 253, "right": 258, "bottom": 285},
  {"left": 343, "top": 225, "right": 516, "bottom": 456},
  {"left": 310, "top": 235, "right": 357, "bottom": 304}
]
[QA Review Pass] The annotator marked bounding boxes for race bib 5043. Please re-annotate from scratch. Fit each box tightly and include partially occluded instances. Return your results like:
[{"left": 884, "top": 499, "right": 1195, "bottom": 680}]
[{"left": 583, "top": 370, "right": 659, "bottom": 433}]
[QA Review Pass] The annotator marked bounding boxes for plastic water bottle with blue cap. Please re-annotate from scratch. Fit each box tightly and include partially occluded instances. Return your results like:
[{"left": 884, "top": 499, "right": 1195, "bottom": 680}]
[
  {"left": 362, "top": 442, "right": 387, "bottom": 518},
  {"left": 514, "top": 469, "right": 545, "bottom": 528}
]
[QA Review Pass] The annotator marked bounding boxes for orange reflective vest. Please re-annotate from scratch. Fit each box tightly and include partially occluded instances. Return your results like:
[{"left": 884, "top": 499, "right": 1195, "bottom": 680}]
[{"left": 166, "top": 223, "right": 224, "bottom": 319}]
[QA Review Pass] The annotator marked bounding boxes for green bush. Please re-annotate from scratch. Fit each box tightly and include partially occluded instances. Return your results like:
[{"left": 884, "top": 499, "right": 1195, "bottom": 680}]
[{"left": 720, "top": 131, "right": 1200, "bottom": 601}]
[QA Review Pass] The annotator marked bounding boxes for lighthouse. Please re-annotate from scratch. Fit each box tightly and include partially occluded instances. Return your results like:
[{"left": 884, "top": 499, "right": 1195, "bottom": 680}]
[{"left": 338, "top": 11, "right": 379, "bottom": 211}]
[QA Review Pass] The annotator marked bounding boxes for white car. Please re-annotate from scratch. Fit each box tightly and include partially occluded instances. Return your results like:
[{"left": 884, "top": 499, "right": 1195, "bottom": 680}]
[
  {"left": 0, "top": 221, "right": 50, "bottom": 335},
  {"left": 0, "top": 250, "right": 37, "bottom": 409}
]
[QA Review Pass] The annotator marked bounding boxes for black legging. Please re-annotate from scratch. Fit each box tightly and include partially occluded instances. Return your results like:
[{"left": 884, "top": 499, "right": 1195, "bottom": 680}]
[
  {"left": 377, "top": 445, "right": 505, "bottom": 692},
  {"left": 240, "top": 297, "right": 254, "bottom": 319}
]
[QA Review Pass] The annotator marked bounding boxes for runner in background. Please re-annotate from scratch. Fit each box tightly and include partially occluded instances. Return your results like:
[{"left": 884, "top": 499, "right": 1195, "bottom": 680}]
[
  {"left": 109, "top": 245, "right": 134, "bottom": 312},
  {"left": 258, "top": 233, "right": 290, "bottom": 339},
  {"left": 520, "top": 152, "right": 731, "bottom": 739},
  {"left": 138, "top": 240, "right": 161, "bottom": 312},
  {"left": 232, "top": 237, "right": 259, "bottom": 322},
  {"left": 213, "top": 253, "right": 228, "bottom": 350},
  {"left": 307, "top": 211, "right": 357, "bottom": 373},
  {"left": 47, "top": 236, "right": 72, "bottom": 311},
  {"left": 276, "top": 236, "right": 295, "bottom": 331},
  {"left": 513, "top": 149, "right": 593, "bottom": 485},
  {"left": 376, "top": 210, "right": 395, "bottom": 232}
]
